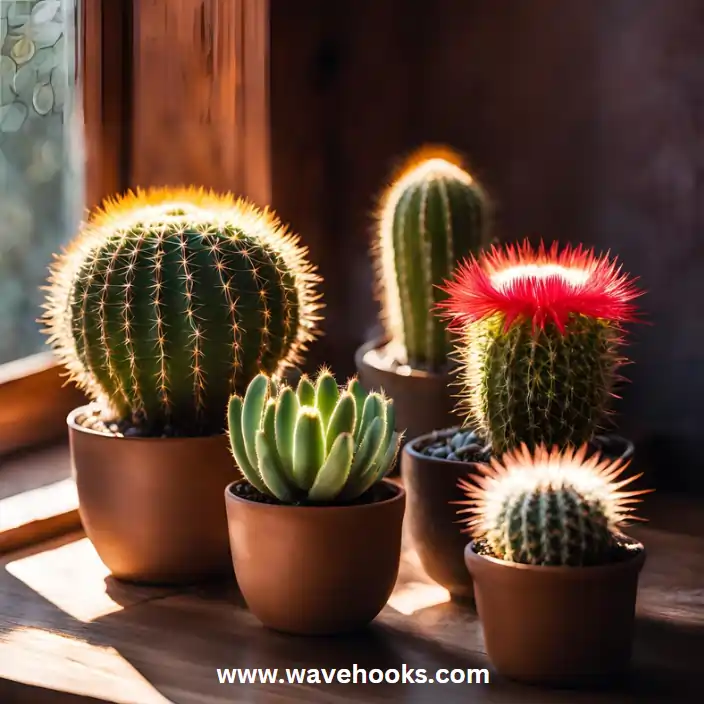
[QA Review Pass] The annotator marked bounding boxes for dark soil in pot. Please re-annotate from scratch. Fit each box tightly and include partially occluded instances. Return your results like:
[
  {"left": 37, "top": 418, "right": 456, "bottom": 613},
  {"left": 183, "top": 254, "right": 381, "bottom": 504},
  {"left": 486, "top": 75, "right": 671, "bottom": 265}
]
[
  {"left": 354, "top": 338, "right": 461, "bottom": 445},
  {"left": 402, "top": 427, "right": 635, "bottom": 602},
  {"left": 225, "top": 478, "right": 405, "bottom": 635},
  {"left": 465, "top": 536, "right": 646, "bottom": 687},
  {"left": 69, "top": 404, "right": 238, "bottom": 585}
]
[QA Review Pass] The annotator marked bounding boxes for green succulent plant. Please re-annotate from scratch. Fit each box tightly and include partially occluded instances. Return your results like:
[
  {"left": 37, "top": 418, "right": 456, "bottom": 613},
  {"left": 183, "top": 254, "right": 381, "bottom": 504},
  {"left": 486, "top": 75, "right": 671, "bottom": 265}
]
[
  {"left": 458, "top": 444, "right": 648, "bottom": 566},
  {"left": 374, "top": 146, "right": 491, "bottom": 372},
  {"left": 228, "top": 370, "right": 402, "bottom": 504},
  {"left": 43, "top": 187, "right": 322, "bottom": 435}
]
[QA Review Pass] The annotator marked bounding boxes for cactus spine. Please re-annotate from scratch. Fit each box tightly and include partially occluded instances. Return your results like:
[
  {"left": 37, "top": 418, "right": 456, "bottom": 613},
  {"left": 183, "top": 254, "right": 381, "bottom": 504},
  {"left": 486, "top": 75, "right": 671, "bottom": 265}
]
[
  {"left": 374, "top": 147, "right": 491, "bottom": 372},
  {"left": 458, "top": 444, "right": 649, "bottom": 566},
  {"left": 44, "top": 187, "right": 322, "bottom": 435},
  {"left": 228, "top": 370, "right": 402, "bottom": 503},
  {"left": 439, "top": 241, "right": 642, "bottom": 454}
]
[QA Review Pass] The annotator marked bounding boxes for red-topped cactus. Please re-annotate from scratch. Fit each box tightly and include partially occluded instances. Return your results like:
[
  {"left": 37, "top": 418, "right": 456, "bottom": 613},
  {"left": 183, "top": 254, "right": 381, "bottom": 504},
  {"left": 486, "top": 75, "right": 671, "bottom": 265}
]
[{"left": 439, "top": 240, "right": 643, "bottom": 454}]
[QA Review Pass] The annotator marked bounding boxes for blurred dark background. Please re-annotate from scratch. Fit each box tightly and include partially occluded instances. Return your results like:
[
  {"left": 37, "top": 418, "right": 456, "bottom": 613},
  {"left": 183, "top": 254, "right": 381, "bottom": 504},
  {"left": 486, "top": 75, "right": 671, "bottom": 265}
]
[{"left": 271, "top": 0, "right": 704, "bottom": 494}]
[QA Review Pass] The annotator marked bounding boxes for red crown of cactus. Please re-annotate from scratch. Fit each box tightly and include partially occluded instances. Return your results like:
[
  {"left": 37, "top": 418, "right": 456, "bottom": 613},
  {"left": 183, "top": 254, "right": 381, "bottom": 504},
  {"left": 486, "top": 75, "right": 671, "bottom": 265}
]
[{"left": 438, "top": 239, "right": 643, "bottom": 333}]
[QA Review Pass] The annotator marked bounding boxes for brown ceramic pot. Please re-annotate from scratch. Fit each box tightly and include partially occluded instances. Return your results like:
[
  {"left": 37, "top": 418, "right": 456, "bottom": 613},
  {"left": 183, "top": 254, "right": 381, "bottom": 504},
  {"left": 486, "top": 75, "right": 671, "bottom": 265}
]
[
  {"left": 354, "top": 338, "right": 460, "bottom": 443},
  {"left": 466, "top": 538, "right": 646, "bottom": 687},
  {"left": 68, "top": 404, "right": 237, "bottom": 584},
  {"left": 225, "top": 479, "right": 405, "bottom": 635},
  {"left": 401, "top": 428, "right": 474, "bottom": 600}
]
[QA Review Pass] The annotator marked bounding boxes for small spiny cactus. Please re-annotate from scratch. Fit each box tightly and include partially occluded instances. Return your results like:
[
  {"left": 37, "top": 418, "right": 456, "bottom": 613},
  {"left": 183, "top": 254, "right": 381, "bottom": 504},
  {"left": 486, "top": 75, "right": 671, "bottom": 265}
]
[
  {"left": 43, "top": 187, "right": 322, "bottom": 435},
  {"left": 439, "top": 240, "right": 643, "bottom": 454},
  {"left": 228, "top": 370, "right": 402, "bottom": 503},
  {"left": 374, "top": 146, "right": 491, "bottom": 372},
  {"left": 457, "top": 444, "right": 649, "bottom": 566}
]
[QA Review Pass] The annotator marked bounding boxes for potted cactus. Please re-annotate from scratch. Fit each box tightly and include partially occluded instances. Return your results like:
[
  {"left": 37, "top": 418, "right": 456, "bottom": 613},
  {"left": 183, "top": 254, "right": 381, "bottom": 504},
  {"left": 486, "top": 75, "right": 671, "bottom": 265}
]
[
  {"left": 461, "top": 443, "right": 650, "bottom": 686},
  {"left": 42, "top": 187, "right": 321, "bottom": 583},
  {"left": 401, "top": 240, "right": 643, "bottom": 599},
  {"left": 225, "top": 370, "right": 404, "bottom": 635},
  {"left": 355, "top": 146, "right": 492, "bottom": 442}
]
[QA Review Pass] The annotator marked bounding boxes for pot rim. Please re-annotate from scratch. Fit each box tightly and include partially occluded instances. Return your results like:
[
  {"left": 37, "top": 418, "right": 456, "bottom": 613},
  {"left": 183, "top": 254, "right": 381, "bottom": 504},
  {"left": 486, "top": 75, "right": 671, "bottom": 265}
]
[
  {"left": 403, "top": 426, "right": 472, "bottom": 467},
  {"left": 355, "top": 336, "right": 451, "bottom": 381},
  {"left": 465, "top": 538, "right": 646, "bottom": 577},
  {"left": 225, "top": 477, "right": 405, "bottom": 513},
  {"left": 67, "top": 403, "right": 228, "bottom": 444},
  {"left": 404, "top": 427, "right": 635, "bottom": 467}
]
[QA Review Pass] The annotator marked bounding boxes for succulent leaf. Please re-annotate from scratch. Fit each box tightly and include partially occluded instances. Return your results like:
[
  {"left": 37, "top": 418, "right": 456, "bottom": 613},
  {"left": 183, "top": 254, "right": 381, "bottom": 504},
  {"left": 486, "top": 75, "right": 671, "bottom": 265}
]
[
  {"left": 307, "top": 433, "right": 354, "bottom": 503},
  {"left": 325, "top": 392, "right": 356, "bottom": 452},
  {"left": 274, "top": 387, "right": 298, "bottom": 480},
  {"left": 296, "top": 376, "right": 316, "bottom": 407},
  {"left": 292, "top": 407, "right": 325, "bottom": 490},
  {"left": 227, "top": 395, "right": 268, "bottom": 494},
  {"left": 256, "top": 430, "right": 297, "bottom": 503},
  {"left": 242, "top": 373, "right": 269, "bottom": 470},
  {"left": 315, "top": 371, "right": 339, "bottom": 429}
]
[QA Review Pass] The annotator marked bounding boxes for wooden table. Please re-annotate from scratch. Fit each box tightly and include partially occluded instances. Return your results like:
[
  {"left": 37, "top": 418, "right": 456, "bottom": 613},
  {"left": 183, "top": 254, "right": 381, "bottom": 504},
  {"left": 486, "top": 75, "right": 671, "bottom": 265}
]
[{"left": 1, "top": 495, "right": 702, "bottom": 703}]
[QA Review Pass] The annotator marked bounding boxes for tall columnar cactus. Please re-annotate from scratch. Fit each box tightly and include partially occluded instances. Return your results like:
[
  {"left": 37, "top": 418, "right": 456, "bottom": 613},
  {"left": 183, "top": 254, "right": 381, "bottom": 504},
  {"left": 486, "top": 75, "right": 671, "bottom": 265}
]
[
  {"left": 228, "top": 370, "right": 402, "bottom": 503},
  {"left": 374, "top": 147, "right": 491, "bottom": 372},
  {"left": 43, "top": 187, "right": 322, "bottom": 435},
  {"left": 439, "top": 240, "right": 643, "bottom": 454},
  {"left": 457, "top": 444, "right": 649, "bottom": 566}
]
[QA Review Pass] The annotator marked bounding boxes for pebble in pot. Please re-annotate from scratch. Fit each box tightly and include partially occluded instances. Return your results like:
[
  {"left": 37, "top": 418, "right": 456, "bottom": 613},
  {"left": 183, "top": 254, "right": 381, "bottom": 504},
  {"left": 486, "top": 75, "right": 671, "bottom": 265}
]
[{"left": 225, "top": 370, "right": 406, "bottom": 635}]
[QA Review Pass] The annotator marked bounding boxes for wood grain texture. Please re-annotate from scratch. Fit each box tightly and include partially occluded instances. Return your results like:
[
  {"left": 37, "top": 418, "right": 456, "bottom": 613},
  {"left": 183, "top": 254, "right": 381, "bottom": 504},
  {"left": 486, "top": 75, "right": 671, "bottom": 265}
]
[
  {"left": 0, "top": 496, "right": 702, "bottom": 703},
  {"left": 130, "top": 0, "right": 270, "bottom": 206}
]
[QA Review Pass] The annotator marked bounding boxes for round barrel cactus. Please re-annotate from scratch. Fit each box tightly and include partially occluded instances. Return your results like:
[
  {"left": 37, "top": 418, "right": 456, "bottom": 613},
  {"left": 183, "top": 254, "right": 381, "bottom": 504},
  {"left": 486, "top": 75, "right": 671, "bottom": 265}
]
[
  {"left": 457, "top": 444, "right": 649, "bottom": 566},
  {"left": 439, "top": 240, "right": 643, "bottom": 454},
  {"left": 228, "top": 370, "right": 401, "bottom": 503},
  {"left": 44, "top": 187, "right": 322, "bottom": 435},
  {"left": 374, "top": 146, "right": 491, "bottom": 372}
]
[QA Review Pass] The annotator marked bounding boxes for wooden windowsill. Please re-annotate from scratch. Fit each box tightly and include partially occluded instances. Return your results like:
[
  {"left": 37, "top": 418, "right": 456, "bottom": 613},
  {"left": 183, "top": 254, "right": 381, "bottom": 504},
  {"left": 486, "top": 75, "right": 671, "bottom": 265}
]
[
  {"left": 0, "top": 495, "right": 703, "bottom": 703},
  {"left": 0, "top": 444, "right": 81, "bottom": 555}
]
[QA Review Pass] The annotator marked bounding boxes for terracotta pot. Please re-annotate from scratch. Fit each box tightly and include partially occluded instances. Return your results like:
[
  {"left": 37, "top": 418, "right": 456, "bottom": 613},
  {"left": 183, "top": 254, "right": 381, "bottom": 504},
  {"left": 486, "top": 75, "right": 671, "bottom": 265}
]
[
  {"left": 68, "top": 404, "right": 237, "bottom": 584},
  {"left": 225, "top": 479, "right": 405, "bottom": 635},
  {"left": 401, "top": 428, "right": 474, "bottom": 600},
  {"left": 466, "top": 538, "right": 646, "bottom": 687},
  {"left": 354, "top": 338, "right": 460, "bottom": 443}
]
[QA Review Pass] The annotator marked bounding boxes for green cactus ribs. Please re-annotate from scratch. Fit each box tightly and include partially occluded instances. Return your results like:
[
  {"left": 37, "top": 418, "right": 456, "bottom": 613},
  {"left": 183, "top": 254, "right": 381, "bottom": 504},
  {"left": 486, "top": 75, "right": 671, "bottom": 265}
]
[
  {"left": 457, "top": 444, "right": 650, "bottom": 567},
  {"left": 374, "top": 146, "right": 491, "bottom": 372},
  {"left": 460, "top": 313, "right": 623, "bottom": 455},
  {"left": 228, "top": 370, "right": 403, "bottom": 505},
  {"left": 43, "top": 187, "right": 322, "bottom": 437}
]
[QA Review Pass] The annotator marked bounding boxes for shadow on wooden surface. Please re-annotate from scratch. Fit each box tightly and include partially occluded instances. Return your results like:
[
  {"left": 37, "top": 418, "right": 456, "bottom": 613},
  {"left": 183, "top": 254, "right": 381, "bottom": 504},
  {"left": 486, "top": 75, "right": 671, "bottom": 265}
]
[{"left": 0, "top": 679, "right": 115, "bottom": 704}]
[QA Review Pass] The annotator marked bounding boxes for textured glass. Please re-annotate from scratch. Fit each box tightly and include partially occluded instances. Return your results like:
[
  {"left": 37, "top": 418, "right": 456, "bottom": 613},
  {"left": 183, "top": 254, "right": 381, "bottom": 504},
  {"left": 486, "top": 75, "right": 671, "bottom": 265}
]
[{"left": 0, "top": 0, "right": 83, "bottom": 363}]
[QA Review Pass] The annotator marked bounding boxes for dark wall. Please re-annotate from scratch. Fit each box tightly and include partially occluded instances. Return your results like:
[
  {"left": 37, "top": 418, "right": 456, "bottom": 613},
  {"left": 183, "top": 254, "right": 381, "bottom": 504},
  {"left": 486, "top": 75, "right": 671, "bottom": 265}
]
[{"left": 271, "top": 0, "right": 704, "bottom": 492}]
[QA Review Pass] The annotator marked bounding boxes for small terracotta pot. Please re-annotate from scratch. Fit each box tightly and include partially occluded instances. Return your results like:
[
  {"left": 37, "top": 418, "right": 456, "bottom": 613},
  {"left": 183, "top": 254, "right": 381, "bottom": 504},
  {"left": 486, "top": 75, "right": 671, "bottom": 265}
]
[
  {"left": 466, "top": 538, "right": 646, "bottom": 687},
  {"left": 68, "top": 404, "right": 237, "bottom": 584},
  {"left": 401, "top": 429, "right": 636, "bottom": 602},
  {"left": 401, "top": 428, "right": 474, "bottom": 600},
  {"left": 354, "top": 338, "right": 460, "bottom": 443},
  {"left": 225, "top": 479, "right": 405, "bottom": 635}
]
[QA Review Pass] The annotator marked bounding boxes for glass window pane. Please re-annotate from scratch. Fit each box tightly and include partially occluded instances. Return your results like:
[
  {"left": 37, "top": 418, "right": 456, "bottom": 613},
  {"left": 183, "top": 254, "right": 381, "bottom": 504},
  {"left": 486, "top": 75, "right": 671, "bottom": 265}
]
[{"left": 0, "top": 0, "right": 83, "bottom": 364}]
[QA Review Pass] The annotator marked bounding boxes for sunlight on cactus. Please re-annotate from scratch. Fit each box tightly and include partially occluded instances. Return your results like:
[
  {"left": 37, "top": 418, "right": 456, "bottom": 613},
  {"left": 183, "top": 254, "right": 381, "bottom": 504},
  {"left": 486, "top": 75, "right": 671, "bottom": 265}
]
[
  {"left": 439, "top": 240, "right": 643, "bottom": 453},
  {"left": 373, "top": 146, "right": 491, "bottom": 371},
  {"left": 43, "top": 186, "right": 323, "bottom": 435},
  {"left": 457, "top": 444, "right": 650, "bottom": 566},
  {"left": 228, "top": 370, "right": 402, "bottom": 503}
]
